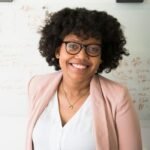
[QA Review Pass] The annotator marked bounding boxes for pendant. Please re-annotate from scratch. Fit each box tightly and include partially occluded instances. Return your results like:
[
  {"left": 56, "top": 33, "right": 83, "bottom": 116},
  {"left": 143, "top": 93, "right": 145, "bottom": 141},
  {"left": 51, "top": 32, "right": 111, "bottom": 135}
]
[{"left": 69, "top": 105, "right": 73, "bottom": 109}]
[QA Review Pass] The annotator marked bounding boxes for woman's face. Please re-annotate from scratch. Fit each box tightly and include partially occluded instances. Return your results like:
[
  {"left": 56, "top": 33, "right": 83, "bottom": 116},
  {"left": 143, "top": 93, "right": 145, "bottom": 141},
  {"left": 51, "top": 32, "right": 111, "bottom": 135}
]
[{"left": 56, "top": 34, "right": 102, "bottom": 82}]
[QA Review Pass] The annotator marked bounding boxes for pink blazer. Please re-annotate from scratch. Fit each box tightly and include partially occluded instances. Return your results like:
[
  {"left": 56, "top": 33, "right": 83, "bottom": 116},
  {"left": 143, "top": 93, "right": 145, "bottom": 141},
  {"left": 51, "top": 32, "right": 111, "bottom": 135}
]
[{"left": 26, "top": 71, "right": 142, "bottom": 150}]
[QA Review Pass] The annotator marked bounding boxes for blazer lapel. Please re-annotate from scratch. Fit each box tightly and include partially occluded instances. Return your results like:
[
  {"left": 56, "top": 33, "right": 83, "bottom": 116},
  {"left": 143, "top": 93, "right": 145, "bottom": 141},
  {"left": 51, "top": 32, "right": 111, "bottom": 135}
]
[
  {"left": 27, "top": 72, "right": 63, "bottom": 150},
  {"left": 90, "top": 75, "right": 110, "bottom": 150}
]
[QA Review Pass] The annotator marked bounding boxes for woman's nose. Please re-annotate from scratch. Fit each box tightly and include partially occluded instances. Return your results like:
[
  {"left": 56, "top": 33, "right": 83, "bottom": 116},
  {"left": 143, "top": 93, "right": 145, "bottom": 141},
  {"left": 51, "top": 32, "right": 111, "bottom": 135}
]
[{"left": 75, "top": 47, "right": 89, "bottom": 59}]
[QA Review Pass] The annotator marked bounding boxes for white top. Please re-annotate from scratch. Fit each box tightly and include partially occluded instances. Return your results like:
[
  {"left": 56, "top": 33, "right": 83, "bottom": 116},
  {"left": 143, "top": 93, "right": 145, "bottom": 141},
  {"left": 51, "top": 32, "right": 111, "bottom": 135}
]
[{"left": 32, "top": 92, "right": 96, "bottom": 150}]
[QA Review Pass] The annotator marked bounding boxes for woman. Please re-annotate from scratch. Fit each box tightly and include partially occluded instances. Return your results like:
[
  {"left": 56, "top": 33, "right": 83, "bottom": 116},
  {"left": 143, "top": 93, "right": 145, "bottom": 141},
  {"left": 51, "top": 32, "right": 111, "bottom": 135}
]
[{"left": 26, "top": 7, "right": 142, "bottom": 150}]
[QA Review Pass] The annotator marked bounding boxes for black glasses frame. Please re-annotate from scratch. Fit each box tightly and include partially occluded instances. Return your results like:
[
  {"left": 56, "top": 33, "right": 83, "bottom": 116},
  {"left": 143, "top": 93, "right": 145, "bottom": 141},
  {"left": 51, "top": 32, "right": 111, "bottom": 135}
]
[{"left": 62, "top": 41, "right": 101, "bottom": 57}]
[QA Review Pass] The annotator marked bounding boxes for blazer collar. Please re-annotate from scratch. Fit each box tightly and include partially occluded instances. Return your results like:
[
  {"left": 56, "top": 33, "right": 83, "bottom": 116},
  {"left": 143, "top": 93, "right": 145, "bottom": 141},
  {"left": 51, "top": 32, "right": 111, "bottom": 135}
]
[{"left": 90, "top": 75, "right": 110, "bottom": 150}]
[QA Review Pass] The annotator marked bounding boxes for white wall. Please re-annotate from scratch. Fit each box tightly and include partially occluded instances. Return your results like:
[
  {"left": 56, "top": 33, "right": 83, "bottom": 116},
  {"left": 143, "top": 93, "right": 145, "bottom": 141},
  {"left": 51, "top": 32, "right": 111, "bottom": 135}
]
[{"left": 0, "top": 0, "right": 150, "bottom": 149}]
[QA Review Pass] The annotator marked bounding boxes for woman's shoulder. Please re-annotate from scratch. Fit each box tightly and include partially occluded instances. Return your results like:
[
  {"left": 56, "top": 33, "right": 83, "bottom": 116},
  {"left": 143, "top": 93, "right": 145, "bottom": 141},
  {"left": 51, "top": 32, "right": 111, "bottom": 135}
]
[
  {"left": 97, "top": 75, "right": 131, "bottom": 105},
  {"left": 98, "top": 75, "right": 127, "bottom": 92},
  {"left": 29, "top": 71, "right": 61, "bottom": 85},
  {"left": 27, "top": 71, "right": 62, "bottom": 98}
]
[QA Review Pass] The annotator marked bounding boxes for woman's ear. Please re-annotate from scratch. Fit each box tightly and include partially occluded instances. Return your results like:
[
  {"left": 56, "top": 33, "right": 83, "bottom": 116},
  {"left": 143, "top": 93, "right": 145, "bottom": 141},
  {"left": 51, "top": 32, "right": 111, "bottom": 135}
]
[{"left": 55, "top": 48, "right": 60, "bottom": 59}]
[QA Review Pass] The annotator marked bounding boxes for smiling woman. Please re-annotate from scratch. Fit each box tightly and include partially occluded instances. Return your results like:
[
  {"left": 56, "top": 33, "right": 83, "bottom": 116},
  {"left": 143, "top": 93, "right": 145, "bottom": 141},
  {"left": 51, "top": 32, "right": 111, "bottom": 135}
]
[
  {"left": 26, "top": 7, "right": 142, "bottom": 150},
  {"left": 56, "top": 34, "right": 102, "bottom": 83}
]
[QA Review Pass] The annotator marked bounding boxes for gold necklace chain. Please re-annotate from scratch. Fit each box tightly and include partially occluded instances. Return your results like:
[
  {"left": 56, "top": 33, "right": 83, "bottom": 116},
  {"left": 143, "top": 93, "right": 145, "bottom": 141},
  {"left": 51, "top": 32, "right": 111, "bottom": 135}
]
[{"left": 62, "top": 82, "right": 89, "bottom": 109}]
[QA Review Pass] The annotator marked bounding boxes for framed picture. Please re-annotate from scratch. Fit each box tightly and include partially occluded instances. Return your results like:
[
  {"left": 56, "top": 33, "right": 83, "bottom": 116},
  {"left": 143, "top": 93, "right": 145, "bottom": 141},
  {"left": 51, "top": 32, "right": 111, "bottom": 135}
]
[
  {"left": 117, "top": 0, "right": 143, "bottom": 2},
  {"left": 0, "top": 0, "right": 13, "bottom": 2}
]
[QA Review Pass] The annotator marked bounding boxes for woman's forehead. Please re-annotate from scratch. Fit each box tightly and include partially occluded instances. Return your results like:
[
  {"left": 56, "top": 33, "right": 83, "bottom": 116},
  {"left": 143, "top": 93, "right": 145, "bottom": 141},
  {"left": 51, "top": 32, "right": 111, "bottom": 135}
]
[{"left": 63, "top": 33, "right": 101, "bottom": 43}]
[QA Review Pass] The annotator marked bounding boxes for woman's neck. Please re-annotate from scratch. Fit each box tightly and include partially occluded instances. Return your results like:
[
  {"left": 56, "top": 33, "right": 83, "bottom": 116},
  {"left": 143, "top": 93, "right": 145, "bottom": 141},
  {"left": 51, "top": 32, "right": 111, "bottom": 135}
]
[{"left": 60, "top": 77, "right": 91, "bottom": 98}]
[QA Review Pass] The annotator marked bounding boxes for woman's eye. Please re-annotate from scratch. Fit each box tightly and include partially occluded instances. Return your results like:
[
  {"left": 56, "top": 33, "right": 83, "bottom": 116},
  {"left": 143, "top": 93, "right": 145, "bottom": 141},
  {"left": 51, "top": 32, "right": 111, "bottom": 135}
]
[
  {"left": 88, "top": 47, "right": 99, "bottom": 52},
  {"left": 68, "top": 43, "right": 79, "bottom": 49}
]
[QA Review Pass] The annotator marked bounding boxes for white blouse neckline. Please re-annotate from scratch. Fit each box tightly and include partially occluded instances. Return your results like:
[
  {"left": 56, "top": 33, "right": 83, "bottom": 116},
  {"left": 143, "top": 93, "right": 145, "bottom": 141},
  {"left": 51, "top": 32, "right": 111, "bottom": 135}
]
[{"left": 32, "top": 91, "right": 96, "bottom": 150}]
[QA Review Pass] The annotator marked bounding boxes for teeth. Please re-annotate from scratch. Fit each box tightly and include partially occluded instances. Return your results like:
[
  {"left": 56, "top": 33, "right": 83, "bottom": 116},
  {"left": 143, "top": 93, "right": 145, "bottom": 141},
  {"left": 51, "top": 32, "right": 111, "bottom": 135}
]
[{"left": 72, "top": 63, "right": 87, "bottom": 69}]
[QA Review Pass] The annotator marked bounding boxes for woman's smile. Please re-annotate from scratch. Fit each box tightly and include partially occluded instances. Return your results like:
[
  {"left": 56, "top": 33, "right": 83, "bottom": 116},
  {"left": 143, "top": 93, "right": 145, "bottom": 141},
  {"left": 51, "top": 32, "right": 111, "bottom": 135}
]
[{"left": 71, "top": 63, "right": 87, "bottom": 69}]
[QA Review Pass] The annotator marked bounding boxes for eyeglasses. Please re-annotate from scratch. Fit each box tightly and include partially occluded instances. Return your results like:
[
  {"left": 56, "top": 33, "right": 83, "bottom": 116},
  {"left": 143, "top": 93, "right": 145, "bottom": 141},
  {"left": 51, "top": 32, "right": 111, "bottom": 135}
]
[{"left": 62, "top": 41, "right": 101, "bottom": 57}]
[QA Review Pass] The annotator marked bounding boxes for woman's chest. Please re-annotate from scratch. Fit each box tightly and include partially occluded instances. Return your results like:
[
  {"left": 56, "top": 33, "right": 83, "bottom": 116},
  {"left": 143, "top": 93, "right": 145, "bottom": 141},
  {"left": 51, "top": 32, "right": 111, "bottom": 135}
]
[{"left": 32, "top": 92, "right": 96, "bottom": 150}]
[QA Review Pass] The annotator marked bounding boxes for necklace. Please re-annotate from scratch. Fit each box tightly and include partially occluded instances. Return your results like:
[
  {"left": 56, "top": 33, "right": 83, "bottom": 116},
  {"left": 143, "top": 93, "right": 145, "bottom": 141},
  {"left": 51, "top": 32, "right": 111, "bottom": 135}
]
[{"left": 61, "top": 82, "right": 89, "bottom": 109}]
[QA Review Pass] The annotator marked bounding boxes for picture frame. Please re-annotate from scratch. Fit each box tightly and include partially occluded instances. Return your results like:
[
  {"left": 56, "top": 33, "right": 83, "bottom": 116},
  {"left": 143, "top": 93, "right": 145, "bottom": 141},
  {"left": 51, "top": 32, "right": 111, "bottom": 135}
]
[
  {"left": 116, "top": 0, "right": 143, "bottom": 2},
  {"left": 0, "top": 0, "right": 13, "bottom": 2}
]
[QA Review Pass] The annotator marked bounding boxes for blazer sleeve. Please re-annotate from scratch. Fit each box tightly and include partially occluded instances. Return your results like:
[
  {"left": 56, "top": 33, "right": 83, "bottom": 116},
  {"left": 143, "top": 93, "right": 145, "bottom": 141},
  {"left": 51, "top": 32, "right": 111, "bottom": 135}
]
[
  {"left": 27, "top": 75, "right": 39, "bottom": 114},
  {"left": 115, "top": 88, "right": 142, "bottom": 150}
]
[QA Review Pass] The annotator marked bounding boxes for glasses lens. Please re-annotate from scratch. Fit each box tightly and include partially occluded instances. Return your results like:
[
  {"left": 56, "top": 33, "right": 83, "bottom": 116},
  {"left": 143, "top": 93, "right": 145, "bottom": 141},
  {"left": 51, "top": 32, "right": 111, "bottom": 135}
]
[
  {"left": 66, "top": 42, "right": 80, "bottom": 54},
  {"left": 64, "top": 41, "right": 101, "bottom": 57},
  {"left": 87, "top": 45, "right": 101, "bottom": 56}
]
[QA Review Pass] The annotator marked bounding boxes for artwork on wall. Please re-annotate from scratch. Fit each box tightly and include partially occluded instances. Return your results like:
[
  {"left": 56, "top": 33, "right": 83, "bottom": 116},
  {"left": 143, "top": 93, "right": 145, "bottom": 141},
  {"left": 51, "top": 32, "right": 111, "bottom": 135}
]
[
  {"left": 117, "top": 0, "right": 143, "bottom": 2},
  {"left": 0, "top": 0, "right": 13, "bottom": 2}
]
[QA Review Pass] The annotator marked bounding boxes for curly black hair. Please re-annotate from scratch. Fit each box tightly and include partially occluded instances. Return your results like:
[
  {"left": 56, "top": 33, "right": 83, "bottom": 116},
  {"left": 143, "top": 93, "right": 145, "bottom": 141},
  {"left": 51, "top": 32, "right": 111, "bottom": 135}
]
[{"left": 39, "top": 7, "right": 129, "bottom": 73}]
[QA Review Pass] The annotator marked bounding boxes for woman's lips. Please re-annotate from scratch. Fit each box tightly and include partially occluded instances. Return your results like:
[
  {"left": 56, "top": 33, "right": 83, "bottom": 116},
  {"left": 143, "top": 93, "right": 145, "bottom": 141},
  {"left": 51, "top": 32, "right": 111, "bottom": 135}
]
[{"left": 71, "top": 63, "right": 88, "bottom": 69}]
